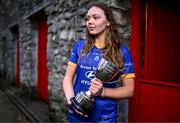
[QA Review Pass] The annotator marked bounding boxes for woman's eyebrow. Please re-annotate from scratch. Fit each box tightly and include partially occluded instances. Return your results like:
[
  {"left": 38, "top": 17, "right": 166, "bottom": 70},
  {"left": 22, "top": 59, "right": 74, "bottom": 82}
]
[{"left": 86, "top": 14, "right": 101, "bottom": 17}]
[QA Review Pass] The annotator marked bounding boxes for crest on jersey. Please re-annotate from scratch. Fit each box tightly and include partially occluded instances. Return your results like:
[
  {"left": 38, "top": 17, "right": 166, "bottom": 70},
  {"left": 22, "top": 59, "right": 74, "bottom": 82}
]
[{"left": 85, "top": 71, "right": 95, "bottom": 79}]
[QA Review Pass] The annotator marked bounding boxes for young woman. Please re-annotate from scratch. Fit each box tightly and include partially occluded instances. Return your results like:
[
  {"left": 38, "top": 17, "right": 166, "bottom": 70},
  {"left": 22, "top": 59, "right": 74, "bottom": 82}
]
[{"left": 63, "top": 3, "right": 135, "bottom": 123}]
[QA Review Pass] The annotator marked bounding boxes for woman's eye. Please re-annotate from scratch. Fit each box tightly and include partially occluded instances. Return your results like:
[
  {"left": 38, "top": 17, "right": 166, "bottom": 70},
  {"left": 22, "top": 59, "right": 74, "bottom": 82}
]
[
  {"left": 85, "top": 17, "right": 88, "bottom": 21},
  {"left": 85, "top": 15, "right": 101, "bottom": 21},
  {"left": 94, "top": 16, "right": 100, "bottom": 20},
  {"left": 85, "top": 17, "right": 90, "bottom": 21}
]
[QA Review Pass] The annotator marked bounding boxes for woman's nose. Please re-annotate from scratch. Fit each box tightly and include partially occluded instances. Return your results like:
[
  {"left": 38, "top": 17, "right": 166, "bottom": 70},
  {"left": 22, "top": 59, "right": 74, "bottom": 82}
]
[{"left": 87, "top": 18, "right": 94, "bottom": 24}]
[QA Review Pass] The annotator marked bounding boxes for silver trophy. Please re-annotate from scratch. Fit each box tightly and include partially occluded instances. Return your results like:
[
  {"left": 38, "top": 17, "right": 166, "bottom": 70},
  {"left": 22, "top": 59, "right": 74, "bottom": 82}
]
[{"left": 70, "top": 58, "right": 120, "bottom": 115}]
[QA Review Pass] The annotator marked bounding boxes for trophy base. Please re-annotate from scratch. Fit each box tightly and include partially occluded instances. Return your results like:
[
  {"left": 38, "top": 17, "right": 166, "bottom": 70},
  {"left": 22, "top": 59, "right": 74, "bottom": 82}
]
[
  {"left": 70, "top": 91, "right": 95, "bottom": 115},
  {"left": 70, "top": 97, "right": 90, "bottom": 115}
]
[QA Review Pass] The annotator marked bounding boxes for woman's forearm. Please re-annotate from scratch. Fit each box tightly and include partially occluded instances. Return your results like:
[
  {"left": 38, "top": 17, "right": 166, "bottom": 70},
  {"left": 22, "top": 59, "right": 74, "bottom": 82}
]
[
  {"left": 63, "top": 77, "right": 74, "bottom": 104},
  {"left": 100, "top": 78, "right": 134, "bottom": 99},
  {"left": 62, "top": 64, "right": 77, "bottom": 105}
]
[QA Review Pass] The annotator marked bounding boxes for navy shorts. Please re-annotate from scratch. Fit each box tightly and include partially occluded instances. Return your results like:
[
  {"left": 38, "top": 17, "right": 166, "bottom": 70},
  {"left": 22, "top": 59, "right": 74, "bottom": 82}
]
[{"left": 67, "top": 106, "right": 116, "bottom": 123}]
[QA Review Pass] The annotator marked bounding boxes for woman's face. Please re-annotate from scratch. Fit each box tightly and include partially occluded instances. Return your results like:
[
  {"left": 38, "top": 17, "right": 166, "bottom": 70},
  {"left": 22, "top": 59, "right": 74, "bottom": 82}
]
[{"left": 86, "top": 6, "right": 110, "bottom": 36}]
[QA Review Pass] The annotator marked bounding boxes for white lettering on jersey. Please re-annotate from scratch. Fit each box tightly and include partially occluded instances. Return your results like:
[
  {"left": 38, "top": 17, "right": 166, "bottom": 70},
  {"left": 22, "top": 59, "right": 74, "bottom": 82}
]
[
  {"left": 81, "top": 80, "right": 91, "bottom": 85},
  {"left": 124, "top": 62, "right": 133, "bottom": 67},
  {"left": 80, "top": 65, "right": 91, "bottom": 70}
]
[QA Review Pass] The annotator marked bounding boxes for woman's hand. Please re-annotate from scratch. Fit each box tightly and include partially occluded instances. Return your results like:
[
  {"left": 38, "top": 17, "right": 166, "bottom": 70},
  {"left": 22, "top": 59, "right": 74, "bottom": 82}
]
[
  {"left": 89, "top": 78, "right": 103, "bottom": 96},
  {"left": 69, "top": 97, "right": 88, "bottom": 117},
  {"left": 73, "top": 108, "right": 88, "bottom": 117}
]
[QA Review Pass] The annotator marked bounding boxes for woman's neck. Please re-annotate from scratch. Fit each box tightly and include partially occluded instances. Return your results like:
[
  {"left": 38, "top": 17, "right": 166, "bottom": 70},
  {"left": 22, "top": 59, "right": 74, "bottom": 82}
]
[{"left": 95, "top": 33, "right": 106, "bottom": 49}]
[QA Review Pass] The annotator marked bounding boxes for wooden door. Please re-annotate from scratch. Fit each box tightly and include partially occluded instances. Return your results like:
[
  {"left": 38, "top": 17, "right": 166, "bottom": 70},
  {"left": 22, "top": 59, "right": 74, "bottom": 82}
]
[
  {"left": 140, "top": 0, "right": 180, "bottom": 122},
  {"left": 130, "top": 0, "right": 180, "bottom": 122},
  {"left": 37, "top": 18, "right": 48, "bottom": 101}
]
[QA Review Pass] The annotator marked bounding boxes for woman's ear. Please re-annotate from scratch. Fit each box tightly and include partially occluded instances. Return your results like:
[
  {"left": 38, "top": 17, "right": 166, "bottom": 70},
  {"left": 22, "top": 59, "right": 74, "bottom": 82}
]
[{"left": 107, "top": 21, "right": 110, "bottom": 26}]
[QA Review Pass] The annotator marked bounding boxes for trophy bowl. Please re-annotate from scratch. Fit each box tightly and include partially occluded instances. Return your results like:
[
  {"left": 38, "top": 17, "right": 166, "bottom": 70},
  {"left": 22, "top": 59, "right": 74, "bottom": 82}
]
[
  {"left": 95, "top": 58, "right": 120, "bottom": 82},
  {"left": 70, "top": 58, "right": 120, "bottom": 115}
]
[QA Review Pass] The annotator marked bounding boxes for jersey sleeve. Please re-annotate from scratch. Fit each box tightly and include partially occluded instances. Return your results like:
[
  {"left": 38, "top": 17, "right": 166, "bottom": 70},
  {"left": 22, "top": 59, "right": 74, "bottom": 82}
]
[
  {"left": 69, "top": 42, "right": 78, "bottom": 62},
  {"left": 68, "top": 40, "right": 85, "bottom": 67},
  {"left": 120, "top": 46, "right": 135, "bottom": 79}
]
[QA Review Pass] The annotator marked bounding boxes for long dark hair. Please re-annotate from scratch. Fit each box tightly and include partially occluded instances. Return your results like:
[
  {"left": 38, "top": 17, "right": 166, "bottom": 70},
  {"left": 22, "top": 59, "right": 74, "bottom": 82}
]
[{"left": 81, "top": 3, "right": 123, "bottom": 68}]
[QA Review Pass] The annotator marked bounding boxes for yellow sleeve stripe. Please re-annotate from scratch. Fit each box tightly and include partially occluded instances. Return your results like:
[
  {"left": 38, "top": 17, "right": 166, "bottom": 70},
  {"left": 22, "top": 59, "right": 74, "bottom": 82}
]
[
  {"left": 120, "top": 73, "right": 135, "bottom": 79},
  {"left": 68, "top": 61, "right": 77, "bottom": 67}
]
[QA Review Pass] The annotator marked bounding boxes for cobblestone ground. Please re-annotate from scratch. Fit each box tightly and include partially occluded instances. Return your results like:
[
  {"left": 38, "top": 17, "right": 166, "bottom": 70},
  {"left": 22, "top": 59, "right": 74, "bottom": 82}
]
[
  {"left": 0, "top": 77, "right": 51, "bottom": 122},
  {"left": 0, "top": 88, "right": 29, "bottom": 122}
]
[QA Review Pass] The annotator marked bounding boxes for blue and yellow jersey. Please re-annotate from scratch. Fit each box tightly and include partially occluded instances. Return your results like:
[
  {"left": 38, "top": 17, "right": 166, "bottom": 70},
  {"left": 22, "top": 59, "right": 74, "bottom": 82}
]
[{"left": 68, "top": 39, "right": 135, "bottom": 121}]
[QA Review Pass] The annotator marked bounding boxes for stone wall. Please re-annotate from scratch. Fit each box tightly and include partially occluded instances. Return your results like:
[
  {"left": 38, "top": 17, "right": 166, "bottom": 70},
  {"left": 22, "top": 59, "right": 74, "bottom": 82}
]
[{"left": 0, "top": 0, "right": 132, "bottom": 122}]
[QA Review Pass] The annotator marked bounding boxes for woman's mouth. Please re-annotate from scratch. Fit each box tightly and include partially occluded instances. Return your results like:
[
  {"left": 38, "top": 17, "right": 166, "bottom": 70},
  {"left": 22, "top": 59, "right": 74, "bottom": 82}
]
[{"left": 88, "top": 27, "right": 95, "bottom": 31}]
